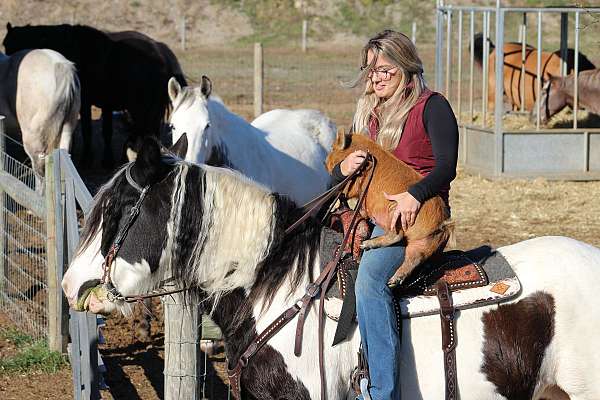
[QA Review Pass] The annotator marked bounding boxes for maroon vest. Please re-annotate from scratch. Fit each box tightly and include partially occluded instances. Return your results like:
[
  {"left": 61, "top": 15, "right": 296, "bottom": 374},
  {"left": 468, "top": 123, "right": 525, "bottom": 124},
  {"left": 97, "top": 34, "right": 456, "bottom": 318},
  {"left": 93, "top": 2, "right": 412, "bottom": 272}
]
[{"left": 368, "top": 89, "right": 450, "bottom": 206}]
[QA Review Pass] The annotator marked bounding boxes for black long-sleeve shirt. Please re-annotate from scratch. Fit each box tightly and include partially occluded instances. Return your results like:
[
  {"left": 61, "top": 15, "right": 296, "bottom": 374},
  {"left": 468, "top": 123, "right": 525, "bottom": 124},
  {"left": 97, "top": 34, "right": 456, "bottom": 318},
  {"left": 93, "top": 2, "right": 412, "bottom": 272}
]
[{"left": 331, "top": 93, "right": 459, "bottom": 204}]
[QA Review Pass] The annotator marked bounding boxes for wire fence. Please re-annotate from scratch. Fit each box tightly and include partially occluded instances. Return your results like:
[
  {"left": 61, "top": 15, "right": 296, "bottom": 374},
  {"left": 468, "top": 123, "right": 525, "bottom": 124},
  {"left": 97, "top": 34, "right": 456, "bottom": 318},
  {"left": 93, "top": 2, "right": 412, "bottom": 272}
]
[{"left": 0, "top": 127, "right": 49, "bottom": 341}]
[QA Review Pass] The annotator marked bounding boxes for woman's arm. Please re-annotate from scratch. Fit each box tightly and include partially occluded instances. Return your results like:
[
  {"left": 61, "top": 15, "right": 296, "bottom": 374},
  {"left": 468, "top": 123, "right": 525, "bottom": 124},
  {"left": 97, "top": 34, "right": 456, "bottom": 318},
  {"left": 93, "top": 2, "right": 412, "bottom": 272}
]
[{"left": 406, "top": 94, "right": 459, "bottom": 203}]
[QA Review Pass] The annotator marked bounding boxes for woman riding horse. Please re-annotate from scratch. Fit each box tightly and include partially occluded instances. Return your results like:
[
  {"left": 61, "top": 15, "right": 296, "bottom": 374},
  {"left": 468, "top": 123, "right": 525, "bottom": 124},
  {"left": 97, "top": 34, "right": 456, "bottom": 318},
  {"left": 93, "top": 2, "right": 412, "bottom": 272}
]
[{"left": 330, "top": 30, "right": 459, "bottom": 399}]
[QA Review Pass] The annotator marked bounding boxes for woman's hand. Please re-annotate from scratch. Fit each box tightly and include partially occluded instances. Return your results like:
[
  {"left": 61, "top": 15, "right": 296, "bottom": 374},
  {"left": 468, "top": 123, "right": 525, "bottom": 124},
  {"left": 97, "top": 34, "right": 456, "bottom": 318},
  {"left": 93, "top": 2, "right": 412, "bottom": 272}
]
[
  {"left": 384, "top": 191, "right": 421, "bottom": 231},
  {"left": 340, "top": 150, "right": 367, "bottom": 176}
]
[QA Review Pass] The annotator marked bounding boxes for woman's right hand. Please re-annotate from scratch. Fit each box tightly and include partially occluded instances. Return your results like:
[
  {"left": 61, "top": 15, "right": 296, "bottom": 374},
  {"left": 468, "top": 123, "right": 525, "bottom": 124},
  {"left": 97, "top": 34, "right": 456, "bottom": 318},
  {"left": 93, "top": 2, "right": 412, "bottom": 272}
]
[{"left": 340, "top": 150, "right": 367, "bottom": 176}]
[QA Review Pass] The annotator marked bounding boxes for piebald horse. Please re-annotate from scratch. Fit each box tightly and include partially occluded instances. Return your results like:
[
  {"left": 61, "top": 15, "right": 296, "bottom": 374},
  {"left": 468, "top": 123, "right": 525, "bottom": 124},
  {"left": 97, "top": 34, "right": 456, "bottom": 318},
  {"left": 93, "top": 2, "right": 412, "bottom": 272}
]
[
  {"left": 0, "top": 49, "right": 80, "bottom": 180},
  {"left": 474, "top": 33, "right": 595, "bottom": 111},
  {"left": 62, "top": 139, "right": 600, "bottom": 400},
  {"left": 167, "top": 76, "right": 336, "bottom": 205}
]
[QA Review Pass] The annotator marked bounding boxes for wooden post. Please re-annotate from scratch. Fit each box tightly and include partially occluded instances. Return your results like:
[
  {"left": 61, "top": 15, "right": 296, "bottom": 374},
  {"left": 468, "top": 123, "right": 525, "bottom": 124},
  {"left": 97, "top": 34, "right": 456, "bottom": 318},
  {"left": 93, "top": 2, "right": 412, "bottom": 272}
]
[
  {"left": 46, "top": 151, "right": 66, "bottom": 352},
  {"left": 181, "top": 16, "right": 186, "bottom": 51},
  {"left": 254, "top": 42, "right": 264, "bottom": 118},
  {"left": 163, "top": 293, "right": 203, "bottom": 400},
  {"left": 302, "top": 19, "right": 308, "bottom": 52}
]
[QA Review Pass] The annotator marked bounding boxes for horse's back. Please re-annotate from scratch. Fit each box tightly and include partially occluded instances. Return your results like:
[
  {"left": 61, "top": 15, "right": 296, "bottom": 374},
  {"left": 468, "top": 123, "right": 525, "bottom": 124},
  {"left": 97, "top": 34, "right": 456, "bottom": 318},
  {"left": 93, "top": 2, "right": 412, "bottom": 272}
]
[{"left": 252, "top": 108, "right": 336, "bottom": 153}]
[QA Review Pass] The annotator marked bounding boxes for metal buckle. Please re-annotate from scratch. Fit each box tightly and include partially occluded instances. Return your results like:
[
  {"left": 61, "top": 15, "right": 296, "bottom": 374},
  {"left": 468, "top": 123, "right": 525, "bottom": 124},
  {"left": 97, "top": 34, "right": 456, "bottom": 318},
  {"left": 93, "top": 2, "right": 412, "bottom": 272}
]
[{"left": 305, "top": 282, "right": 320, "bottom": 298}]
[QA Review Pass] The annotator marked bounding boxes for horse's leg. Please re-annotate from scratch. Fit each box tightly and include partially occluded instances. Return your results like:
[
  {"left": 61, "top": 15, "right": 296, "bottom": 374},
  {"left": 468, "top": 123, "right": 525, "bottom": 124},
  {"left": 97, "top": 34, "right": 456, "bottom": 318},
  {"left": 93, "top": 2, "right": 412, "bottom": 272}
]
[
  {"left": 80, "top": 96, "right": 93, "bottom": 168},
  {"left": 101, "top": 108, "right": 114, "bottom": 169}
]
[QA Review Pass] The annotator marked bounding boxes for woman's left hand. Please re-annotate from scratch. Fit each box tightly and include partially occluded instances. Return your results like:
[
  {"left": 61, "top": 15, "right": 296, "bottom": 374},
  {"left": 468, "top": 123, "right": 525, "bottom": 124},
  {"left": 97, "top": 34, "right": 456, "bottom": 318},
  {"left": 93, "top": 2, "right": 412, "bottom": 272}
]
[{"left": 384, "top": 191, "right": 421, "bottom": 232}]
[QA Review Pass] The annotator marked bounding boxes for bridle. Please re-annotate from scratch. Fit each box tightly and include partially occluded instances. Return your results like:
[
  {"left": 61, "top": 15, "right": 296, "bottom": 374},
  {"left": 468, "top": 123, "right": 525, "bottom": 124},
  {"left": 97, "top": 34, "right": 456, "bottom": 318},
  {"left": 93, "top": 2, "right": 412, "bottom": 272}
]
[
  {"left": 228, "top": 153, "right": 377, "bottom": 400},
  {"left": 99, "top": 163, "right": 187, "bottom": 304}
]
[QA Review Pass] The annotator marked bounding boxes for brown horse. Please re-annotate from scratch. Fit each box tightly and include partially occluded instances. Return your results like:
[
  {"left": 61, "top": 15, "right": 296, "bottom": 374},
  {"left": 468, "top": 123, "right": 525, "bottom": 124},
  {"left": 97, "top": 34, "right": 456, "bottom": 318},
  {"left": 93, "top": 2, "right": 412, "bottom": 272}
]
[
  {"left": 534, "top": 68, "right": 600, "bottom": 124},
  {"left": 474, "top": 33, "right": 595, "bottom": 111}
]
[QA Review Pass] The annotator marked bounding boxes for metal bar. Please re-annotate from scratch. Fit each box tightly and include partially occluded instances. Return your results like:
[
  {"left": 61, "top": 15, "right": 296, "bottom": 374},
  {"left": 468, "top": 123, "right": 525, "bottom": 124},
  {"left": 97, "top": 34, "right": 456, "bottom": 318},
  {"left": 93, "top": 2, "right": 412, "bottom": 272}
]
[
  {"left": 560, "top": 12, "right": 568, "bottom": 76},
  {"left": 0, "top": 170, "right": 45, "bottom": 218},
  {"left": 435, "top": 0, "right": 445, "bottom": 92},
  {"left": 584, "top": 131, "right": 590, "bottom": 172},
  {"left": 438, "top": 6, "right": 600, "bottom": 13},
  {"left": 482, "top": 11, "right": 490, "bottom": 127},
  {"left": 520, "top": 13, "right": 527, "bottom": 113},
  {"left": 494, "top": 6, "right": 505, "bottom": 176},
  {"left": 457, "top": 10, "right": 463, "bottom": 122},
  {"left": 469, "top": 10, "right": 474, "bottom": 121},
  {"left": 445, "top": 9, "right": 453, "bottom": 100},
  {"left": 536, "top": 11, "right": 542, "bottom": 130},
  {"left": 574, "top": 11, "right": 580, "bottom": 130}
]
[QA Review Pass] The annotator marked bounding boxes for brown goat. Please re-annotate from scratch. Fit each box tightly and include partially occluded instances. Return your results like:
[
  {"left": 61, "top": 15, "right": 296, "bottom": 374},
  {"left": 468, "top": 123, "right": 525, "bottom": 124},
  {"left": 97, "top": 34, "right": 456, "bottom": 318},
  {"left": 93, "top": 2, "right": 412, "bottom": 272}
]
[{"left": 325, "top": 130, "right": 454, "bottom": 287}]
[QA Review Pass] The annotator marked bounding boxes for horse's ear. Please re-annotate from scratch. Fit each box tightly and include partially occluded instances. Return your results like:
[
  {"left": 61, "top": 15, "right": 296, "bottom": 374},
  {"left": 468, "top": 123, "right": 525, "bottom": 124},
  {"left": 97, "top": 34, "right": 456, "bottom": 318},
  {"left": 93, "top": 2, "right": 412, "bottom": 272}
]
[
  {"left": 132, "top": 138, "right": 166, "bottom": 186},
  {"left": 6, "top": 23, "right": 12, "bottom": 31},
  {"left": 201, "top": 75, "right": 212, "bottom": 98},
  {"left": 334, "top": 127, "right": 350, "bottom": 150},
  {"left": 168, "top": 77, "right": 181, "bottom": 103},
  {"left": 169, "top": 133, "right": 188, "bottom": 158}
]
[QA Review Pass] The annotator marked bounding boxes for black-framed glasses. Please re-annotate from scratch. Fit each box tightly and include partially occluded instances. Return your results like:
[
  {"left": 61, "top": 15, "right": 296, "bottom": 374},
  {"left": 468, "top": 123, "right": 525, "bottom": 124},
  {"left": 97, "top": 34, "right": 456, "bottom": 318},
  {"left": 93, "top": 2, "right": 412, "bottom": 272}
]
[{"left": 360, "top": 66, "right": 398, "bottom": 81}]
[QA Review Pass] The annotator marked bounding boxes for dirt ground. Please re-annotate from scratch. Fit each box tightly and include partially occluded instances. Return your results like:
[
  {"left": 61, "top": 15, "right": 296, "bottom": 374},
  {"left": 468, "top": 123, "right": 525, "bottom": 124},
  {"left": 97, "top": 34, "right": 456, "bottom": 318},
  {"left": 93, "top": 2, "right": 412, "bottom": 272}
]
[{"left": 2, "top": 43, "right": 600, "bottom": 398}]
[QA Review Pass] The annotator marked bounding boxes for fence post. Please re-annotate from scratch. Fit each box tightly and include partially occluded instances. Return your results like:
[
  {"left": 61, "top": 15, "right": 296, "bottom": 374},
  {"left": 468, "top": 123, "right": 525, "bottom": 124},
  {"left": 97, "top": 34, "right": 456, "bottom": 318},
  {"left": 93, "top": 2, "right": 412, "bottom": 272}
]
[
  {"left": 163, "top": 293, "right": 203, "bottom": 399},
  {"left": 254, "top": 42, "right": 264, "bottom": 118},
  {"left": 494, "top": 5, "right": 505, "bottom": 177},
  {"left": 46, "top": 151, "right": 66, "bottom": 352},
  {"left": 181, "top": 16, "right": 186, "bottom": 51},
  {"left": 411, "top": 21, "right": 417, "bottom": 44},
  {"left": 560, "top": 12, "right": 568, "bottom": 76},
  {"left": 435, "top": 0, "right": 445, "bottom": 92},
  {"left": 302, "top": 19, "right": 308, "bottom": 52},
  {"left": 0, "top": 116, "right": 4, "bottom": 295}
]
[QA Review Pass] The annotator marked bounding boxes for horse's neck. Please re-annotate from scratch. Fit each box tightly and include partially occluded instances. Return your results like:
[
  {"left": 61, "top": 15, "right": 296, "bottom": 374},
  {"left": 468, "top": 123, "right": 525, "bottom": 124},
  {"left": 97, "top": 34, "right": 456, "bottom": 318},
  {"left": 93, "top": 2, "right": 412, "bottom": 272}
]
[{"left": 209, "top": 100, "right": 269, "bottom": 167}]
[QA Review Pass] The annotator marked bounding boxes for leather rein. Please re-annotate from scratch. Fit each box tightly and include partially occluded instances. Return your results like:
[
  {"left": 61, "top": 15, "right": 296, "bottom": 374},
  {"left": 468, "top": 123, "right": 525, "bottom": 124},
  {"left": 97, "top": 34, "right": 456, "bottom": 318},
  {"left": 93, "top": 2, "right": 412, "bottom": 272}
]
[{"left": 228, "top": 153, "right": 376, "bottom": 400}]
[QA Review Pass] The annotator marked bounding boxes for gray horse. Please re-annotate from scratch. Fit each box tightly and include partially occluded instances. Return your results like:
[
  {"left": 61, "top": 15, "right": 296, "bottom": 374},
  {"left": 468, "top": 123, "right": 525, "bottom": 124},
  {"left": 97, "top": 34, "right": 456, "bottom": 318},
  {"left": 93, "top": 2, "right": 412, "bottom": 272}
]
[{"left": 0, "top": 49, "right": 80, "bottom": 181}]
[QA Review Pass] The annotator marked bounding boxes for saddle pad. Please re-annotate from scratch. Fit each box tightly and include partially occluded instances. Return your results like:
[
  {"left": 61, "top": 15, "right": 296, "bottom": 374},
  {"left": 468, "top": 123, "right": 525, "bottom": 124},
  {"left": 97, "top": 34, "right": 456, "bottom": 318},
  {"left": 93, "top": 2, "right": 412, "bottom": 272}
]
[
  {"left": 397, "top": 247, "right": 520, "bottom": 318},
  {"left": 324, "top": 245, "right": 521, "bottom": 321}
]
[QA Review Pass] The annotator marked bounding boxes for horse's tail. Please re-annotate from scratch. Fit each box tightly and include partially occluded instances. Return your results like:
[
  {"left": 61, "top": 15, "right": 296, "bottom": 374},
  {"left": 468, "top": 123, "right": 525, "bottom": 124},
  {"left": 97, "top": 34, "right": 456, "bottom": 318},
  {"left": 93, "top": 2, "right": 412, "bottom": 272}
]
[
  {"left": 53, "top": 60, "right": 81, "bottom": 150},
  {"left": 473, "top": 32, "right": 495, "bottom": 68}
]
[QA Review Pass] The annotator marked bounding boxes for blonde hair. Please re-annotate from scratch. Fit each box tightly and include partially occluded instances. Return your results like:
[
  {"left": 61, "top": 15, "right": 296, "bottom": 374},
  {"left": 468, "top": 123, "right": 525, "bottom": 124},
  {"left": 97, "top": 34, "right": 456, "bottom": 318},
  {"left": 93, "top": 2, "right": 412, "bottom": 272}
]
[{"left": 349, "top": 30, "right": 427, "bottom": 150}]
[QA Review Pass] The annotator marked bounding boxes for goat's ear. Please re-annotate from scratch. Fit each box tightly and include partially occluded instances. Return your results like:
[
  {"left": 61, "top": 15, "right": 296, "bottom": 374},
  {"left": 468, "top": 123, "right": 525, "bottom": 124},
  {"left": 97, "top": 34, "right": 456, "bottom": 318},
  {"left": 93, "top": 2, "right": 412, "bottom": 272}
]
[
  {"left": 334, "top": 127, "right": 350, "bottom": 150},
  {"left": 201, "top": 75, "right": 212, "bottom": 98},
  {"left": 168, "top": 77, "right": 181, "bottom": 103}
]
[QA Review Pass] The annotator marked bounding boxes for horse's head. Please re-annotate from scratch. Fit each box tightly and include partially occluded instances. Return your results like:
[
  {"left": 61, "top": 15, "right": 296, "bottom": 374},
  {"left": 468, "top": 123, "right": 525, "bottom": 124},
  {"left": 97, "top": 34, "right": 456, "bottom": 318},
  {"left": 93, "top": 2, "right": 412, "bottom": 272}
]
[
  {"left": 168, "top": 76, "right": 215, "bottom": 164},
  {"left": 532, "top": 76, "right": 564, "bottom": 125},
  {"left": 62, "top": 138, "right": 179, "bottom": 315},
  {"left": 62, "top": 136, "right": 282, "bottom": 315},
  {"left": 3, "top": 23, "right": 65, "bottom": 55}
]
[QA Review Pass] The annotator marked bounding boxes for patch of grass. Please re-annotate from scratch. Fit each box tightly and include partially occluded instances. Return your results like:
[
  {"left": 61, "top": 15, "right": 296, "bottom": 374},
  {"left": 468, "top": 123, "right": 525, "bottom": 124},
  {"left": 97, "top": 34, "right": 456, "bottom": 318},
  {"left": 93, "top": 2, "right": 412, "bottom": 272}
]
[
  {"left": 0, "top": 327, "right": 67, "bottom": 375},
  {"left": 0, "top": 327, "right": 33, "bottom": 348}
]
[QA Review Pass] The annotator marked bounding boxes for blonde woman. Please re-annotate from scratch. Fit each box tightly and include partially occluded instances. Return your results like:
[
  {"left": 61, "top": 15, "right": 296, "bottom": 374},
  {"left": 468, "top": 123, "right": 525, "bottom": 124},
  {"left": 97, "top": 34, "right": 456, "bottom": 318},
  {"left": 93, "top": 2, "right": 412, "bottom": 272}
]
[{"left": 330, "top": 30, "right": 458, "bottom": 399}]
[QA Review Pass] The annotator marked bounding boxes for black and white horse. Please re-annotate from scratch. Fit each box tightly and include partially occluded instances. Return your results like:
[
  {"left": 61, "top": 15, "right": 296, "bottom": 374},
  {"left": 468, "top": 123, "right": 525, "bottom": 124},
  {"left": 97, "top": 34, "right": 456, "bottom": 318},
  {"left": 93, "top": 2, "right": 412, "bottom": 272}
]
[{"left": 62, "top": 139, "right": 600, "bottom": 399}]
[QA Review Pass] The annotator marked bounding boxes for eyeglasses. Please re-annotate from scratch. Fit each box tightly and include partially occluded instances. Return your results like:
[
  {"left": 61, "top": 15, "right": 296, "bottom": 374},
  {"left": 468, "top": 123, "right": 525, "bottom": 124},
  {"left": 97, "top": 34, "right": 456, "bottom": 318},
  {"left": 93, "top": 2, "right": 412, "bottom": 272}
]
[{"left": 361, "top": 66, "right": 398, "bottom": 81}]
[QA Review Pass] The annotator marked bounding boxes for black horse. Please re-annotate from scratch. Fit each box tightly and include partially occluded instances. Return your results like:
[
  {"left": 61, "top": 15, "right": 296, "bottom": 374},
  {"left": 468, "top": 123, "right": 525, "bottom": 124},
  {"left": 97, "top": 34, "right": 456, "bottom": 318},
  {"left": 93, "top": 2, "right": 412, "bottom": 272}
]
[{"left": 3, "top": 23, "right": 187, "bottom": 167}]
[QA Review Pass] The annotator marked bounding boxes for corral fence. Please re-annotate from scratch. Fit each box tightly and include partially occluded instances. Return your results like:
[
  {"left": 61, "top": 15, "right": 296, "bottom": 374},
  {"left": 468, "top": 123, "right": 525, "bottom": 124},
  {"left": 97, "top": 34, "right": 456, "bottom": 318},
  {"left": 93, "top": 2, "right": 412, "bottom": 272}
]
[
  {"left": 0, "top": 115, "right": 102, "bottom": 399},
  {"left": 435, "top": 1, "right": 600, "bottom": 180}
]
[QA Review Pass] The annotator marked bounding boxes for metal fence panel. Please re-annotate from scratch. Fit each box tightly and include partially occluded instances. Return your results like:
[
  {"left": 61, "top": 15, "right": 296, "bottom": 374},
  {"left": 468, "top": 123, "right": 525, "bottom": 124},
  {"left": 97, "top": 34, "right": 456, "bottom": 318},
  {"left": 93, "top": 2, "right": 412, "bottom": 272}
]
[{"left": 0, "top": 119, "right": 49, "bottom": 341}]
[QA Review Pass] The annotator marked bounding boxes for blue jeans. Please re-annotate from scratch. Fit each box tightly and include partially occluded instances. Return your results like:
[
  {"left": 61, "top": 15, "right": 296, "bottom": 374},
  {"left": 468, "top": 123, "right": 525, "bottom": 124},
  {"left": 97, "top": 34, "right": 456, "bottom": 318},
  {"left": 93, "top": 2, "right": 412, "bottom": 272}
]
[{"left": 356, "top": 225, "right": 404, "bottom": 400}]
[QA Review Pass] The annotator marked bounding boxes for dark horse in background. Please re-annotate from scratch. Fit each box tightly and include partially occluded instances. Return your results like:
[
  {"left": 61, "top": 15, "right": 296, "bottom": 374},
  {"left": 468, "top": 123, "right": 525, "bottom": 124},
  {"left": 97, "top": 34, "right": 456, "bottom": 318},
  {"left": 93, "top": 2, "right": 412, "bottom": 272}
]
[
  {"left": 3, "top": 23, "right": 187, "bottom": 167},
  {"left": 474, "top": 32, "right": 595, "bottom": 111}
]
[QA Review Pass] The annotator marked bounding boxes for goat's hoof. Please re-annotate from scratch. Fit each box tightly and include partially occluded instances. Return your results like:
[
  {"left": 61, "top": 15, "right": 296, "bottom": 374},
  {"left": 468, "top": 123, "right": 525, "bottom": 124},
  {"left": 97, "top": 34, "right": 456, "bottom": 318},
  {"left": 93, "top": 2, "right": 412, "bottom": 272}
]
[
  {"left": 387, "top": 275, "right": 407, "bottom": 288},
  {"left": 360, "top": 239, "right": 379, "bottom": 250}
]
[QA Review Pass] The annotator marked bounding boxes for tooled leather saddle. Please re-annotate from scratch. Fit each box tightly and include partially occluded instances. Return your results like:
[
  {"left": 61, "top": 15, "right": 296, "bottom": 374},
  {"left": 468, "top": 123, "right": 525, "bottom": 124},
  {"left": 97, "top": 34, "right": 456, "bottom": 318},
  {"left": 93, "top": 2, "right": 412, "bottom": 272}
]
[{"left": 322, "top": 206, "right": 521, "bottom": 400}]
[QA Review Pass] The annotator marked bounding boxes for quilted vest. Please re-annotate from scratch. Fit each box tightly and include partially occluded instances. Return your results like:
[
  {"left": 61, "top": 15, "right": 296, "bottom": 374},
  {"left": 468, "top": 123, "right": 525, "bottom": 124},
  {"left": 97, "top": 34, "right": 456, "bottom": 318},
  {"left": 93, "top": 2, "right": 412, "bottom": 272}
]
[{"left": 368, "top": 89, "right": 450, "bottom": 206}]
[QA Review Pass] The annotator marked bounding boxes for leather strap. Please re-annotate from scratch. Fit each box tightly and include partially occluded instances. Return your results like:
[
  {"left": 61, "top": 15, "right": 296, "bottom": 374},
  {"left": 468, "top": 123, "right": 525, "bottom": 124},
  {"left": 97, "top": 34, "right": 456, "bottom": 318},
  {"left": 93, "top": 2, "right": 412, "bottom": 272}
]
[{"left": 436, "top": 281, "right": 458, "bottom": 400}]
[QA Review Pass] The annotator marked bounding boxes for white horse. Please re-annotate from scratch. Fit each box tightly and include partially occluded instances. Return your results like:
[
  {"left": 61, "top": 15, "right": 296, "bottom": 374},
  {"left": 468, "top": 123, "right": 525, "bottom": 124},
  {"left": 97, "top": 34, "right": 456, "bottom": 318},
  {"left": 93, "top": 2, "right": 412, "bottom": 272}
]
[
  {"left": 0, "top": 49, "right": 80, "bottom": 179},
  {"left": 63, "top": 140, "right": 600, "bottom": 400},
  {"left": 167, "top": 76, "right": 335, "bottom": 205}
]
